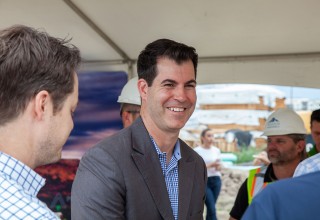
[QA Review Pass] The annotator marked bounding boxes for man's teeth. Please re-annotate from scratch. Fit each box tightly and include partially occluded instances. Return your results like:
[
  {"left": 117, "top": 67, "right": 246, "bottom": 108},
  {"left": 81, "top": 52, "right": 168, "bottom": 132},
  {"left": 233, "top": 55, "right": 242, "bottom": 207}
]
[{"left": 168, "top": 107, "right": 185, "bottom": 112}]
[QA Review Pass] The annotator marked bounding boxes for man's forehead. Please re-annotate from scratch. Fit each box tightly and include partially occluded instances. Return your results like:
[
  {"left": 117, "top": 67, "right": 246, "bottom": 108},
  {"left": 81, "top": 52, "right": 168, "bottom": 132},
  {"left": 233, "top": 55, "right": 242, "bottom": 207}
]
[
  {"left": 159, "top": 78, "right": 196, "bottom": 84},
  {"left": 268, "top": 135, "right": 291, "bottom": 139},
  {"left": 311, "top": 120, "right": 320, "bottom": 127},
  {"left": 155, "top": 58, "right": 195, "bottom": 75}
]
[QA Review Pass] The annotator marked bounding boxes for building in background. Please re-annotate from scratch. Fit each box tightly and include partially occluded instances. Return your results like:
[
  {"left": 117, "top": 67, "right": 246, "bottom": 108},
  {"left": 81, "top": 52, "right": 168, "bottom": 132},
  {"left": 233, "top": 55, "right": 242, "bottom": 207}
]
[{"left": 181, "top": 84, "right": 292, "bottom": 152}]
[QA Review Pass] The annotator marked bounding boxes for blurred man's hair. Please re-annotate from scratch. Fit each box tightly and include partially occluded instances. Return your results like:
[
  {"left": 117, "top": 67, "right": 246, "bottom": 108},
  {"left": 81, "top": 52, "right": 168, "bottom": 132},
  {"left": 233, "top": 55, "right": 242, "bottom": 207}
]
[{"left": 0, "top": 25, "right": 81, "bottom": 125}]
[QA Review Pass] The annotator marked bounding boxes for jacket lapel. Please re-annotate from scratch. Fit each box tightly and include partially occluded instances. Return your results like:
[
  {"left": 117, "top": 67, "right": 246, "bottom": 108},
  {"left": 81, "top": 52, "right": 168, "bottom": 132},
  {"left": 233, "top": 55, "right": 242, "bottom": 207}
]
[
  {"left": 178, "top": 141, "right": 196, "bottom": 220},
  {"left": 131, "top": 118, "right": 175, "bottom": 220}
]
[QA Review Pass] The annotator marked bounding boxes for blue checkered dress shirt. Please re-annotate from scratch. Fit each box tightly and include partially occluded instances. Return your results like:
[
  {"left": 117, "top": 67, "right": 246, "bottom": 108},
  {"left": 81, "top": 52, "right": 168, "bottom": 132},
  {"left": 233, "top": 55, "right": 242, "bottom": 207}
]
[
  {"left": 151, "top": 137, "right": 181, "bottom": 220},
  {"left": 0, "top": 152, "right": 59, "bottom": 219}
]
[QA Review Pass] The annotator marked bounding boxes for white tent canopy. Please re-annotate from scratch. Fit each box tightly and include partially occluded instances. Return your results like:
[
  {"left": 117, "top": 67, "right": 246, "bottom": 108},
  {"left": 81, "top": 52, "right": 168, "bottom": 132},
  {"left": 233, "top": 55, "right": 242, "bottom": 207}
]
[{"left": 1, "top": 0, "right": 320, "bottom": 88}]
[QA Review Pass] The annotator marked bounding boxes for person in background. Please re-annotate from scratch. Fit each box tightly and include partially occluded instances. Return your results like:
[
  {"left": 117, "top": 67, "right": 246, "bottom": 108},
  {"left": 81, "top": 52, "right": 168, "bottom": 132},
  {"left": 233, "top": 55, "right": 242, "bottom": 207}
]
[
  {"left": 194, "top": 128, "right": 222, "bottom": 220},
  {"left": 293, "top": 109, "right": 320, "bottom": 177},
  {"left": 117, "top": 76, "right": 141, "bottom": 128},
  {"left": 229, "top": 108, "right": 307, "bottom": 220},
  {"left": 0, "top": 25, "right": 80, "bottom": 219},
  {"left": 307, "top": 109, "right": 320, "bottom": 157},
  {"left": 71, "top": 38, "right": 207, "bottom": 220},
  {"left": 252, "top": 150, "right": 270, "bottom": 166}
]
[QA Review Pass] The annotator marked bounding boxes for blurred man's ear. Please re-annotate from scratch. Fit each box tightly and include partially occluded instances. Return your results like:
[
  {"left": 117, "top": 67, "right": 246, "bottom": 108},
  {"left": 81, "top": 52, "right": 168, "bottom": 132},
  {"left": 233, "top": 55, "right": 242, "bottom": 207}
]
[{"left": 33, "top": 90, "right": 50, "bottom": 121}]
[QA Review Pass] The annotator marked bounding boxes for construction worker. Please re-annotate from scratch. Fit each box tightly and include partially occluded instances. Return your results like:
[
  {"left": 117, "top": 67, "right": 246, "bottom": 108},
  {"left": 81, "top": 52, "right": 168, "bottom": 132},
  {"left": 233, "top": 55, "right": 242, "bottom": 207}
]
[
  {"left": 229, "top": 108, "right": 307, "bottom": 220},
  {"left": 117, "top": 76, "right": 141, "bottom": 128}
]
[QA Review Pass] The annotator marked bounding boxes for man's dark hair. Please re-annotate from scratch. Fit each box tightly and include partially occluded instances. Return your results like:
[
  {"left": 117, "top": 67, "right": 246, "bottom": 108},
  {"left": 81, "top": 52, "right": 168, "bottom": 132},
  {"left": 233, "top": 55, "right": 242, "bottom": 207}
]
[
  {"left": 287, "top": 134, "right": 306, "bottom": 144},
  {"left": 310, "top": 109, "right": 320, "bottom": 126},
  {"left": 137, "top": 38, "right": 198, "bottom": 86},
  {"left": 0, "top": 25, "right": 81, "bottom": 125}
]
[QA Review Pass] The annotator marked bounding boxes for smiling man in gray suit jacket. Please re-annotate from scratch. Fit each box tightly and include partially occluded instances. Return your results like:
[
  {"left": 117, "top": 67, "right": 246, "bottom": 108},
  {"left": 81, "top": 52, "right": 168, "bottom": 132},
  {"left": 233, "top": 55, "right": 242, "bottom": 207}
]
[{"left": 71, "top": 39, "right": 207, "bottom": 220}]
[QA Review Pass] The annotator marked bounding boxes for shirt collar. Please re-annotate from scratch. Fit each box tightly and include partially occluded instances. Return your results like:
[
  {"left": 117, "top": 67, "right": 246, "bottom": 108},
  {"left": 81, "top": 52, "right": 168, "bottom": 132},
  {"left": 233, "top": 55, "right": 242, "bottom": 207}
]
[
  {"left": 0, "top": 151, "right": 46, "bottom": 196},
  {"left": 265, "top": 164, "right": 278, "bottom": 182},
  {"left": 173, "top": 141, "right": 181, "bottom": 160},
  {"left": 150, "top": 136, "right": 181, "bottom": 160}
]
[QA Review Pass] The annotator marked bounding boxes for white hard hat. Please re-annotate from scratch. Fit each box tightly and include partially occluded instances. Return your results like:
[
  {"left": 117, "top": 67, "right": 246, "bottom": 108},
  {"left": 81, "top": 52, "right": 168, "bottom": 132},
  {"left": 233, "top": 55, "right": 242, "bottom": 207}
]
[
  {"left": 117, "top": 76, "right": 141, "bottom": 106},
  {"left": 262, "top": 108, "right": 307, "bottom": 136}
]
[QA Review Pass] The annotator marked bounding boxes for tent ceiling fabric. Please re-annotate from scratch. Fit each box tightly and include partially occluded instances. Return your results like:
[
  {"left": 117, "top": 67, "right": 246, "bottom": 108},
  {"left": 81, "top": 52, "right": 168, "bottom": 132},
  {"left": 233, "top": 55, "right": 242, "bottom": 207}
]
[{"left": 1, "top": 0, "right": 320, "bottom": 88}]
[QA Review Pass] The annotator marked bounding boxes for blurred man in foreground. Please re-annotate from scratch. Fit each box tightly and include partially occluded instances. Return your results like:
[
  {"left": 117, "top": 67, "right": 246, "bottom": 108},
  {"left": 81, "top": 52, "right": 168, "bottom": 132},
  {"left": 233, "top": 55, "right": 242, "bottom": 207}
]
[
  {"left": 0, "top": 25, "right": 81, "bottom": 219},
  {"left": 242, "top": 169, "right": 320, "bottom": 219}
]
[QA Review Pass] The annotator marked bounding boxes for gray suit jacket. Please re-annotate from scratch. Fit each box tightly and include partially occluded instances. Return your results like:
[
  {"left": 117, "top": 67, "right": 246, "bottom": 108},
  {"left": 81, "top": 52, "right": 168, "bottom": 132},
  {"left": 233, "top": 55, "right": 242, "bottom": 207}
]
[{"left": 71, "top": 117, "right": 207, "bottom": 220}]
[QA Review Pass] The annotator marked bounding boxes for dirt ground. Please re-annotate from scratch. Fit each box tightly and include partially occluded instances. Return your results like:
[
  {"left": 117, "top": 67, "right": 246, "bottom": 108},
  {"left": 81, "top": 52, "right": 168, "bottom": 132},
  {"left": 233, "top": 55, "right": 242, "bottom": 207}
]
[{"left": 203, "top": 167, "right": 249, "bottom": 220}]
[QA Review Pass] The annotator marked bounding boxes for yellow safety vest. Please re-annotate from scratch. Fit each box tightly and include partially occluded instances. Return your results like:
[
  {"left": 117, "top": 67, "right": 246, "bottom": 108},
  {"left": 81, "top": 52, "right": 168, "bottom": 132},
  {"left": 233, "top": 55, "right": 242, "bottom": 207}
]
[{"left": 247, "top": 166, "right": 269, "bottom": 204}]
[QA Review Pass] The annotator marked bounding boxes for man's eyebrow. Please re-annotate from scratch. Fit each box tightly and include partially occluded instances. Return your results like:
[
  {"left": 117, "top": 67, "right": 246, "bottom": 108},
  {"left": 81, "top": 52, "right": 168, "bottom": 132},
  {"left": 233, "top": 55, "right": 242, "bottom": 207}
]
[
  {"left": 160, "top": 79, "right": 197, "bottom": 85},
  {"left": 161, "top": 79, "right": 177, "bottom": 84},
  {"left": 186, "top": 79, "right": 197, "bottom": 85}
]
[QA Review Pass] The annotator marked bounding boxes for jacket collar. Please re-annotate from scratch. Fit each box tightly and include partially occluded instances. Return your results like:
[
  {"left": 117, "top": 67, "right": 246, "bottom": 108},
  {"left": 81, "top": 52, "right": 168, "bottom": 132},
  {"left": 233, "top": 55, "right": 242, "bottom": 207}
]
[{"left": 130, "top": 117, "right": 196, "bottom": 220}]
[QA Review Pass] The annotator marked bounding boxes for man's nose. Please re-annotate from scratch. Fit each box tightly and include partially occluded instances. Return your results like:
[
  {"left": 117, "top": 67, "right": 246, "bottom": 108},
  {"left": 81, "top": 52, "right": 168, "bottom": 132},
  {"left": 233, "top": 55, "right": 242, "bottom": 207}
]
[
  {"left": 267, "top": 141, "right": 277, "bottom": 150},
  {"left": 174, "top": 86, "right": 187, "bottom": 102}
]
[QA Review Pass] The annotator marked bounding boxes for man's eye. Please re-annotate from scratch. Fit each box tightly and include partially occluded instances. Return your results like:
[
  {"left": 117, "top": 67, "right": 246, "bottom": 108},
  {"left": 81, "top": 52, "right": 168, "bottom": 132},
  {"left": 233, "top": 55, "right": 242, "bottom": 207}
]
[
  {"left": 186, "top": 84, "right": 195, "bottom": 88},
  {"left": 164, "top": 84, "right": 174, "bottom": 87}
]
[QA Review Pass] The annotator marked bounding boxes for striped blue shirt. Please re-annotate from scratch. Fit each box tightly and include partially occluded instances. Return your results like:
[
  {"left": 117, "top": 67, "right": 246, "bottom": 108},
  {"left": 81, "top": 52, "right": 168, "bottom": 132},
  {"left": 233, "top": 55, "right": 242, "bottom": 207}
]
[
  {"left": 151, "top": 137, "right": 181, "bottom": 220},
  {"left": 0, "top": 152, "right": 59, "bottom": 219}
]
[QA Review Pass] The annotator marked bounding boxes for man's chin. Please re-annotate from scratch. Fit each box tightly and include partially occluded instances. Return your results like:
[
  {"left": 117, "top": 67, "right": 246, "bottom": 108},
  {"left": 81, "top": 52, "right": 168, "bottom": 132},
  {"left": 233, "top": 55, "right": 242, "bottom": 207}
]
[
  {"left": 169, "top": 121, "right": 186, "bottom": 130},
  {"left": 268, "top": 157, "right": 279, "bottom": 164},
  {"left": 49, "top": 151, "right": 62, "bottom": 165},
  {"left": 166, "top": 124, "right": 184, "bottom": 134}
]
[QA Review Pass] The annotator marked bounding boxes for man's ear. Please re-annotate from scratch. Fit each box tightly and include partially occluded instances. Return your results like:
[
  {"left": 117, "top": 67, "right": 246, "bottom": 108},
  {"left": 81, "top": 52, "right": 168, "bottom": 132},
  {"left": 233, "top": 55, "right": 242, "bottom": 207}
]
[
  {"left": 122, "top": 110, "right": 129, "bottom": 121},
  {"left": 138, "top": 79, "right": 148, "bottom": 100},
  {"left": 122, "top": 111, "right": 134, "bottom": 128},
  {"left": 33, "top": 90, "right": 50, "bottom": 120},
  {"left": 297, "top": 140, "right": 306, "bottom": 153}
]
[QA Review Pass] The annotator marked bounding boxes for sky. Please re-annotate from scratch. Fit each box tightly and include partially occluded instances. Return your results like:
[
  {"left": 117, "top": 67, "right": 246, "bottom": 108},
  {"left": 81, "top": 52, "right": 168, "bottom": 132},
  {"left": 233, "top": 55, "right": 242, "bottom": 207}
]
[
  {"left": 274, "top": 85, "right": 320, "bottom": 100},
  {"left": 198, "top": 84, "right": 320, "bottom": 101}
]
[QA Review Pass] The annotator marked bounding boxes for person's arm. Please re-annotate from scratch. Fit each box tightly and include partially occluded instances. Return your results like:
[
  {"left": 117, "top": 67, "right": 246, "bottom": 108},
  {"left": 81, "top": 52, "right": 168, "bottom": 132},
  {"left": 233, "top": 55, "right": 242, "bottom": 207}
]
[
  {"left": 71, "top": 148, "right": 125, "bottom": 220},
  {"left": 206, "top": 161, "right": 221, "bottom": 169},
  {"left": 229, "top": 179, "right": 249, "bottom": 220}
]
